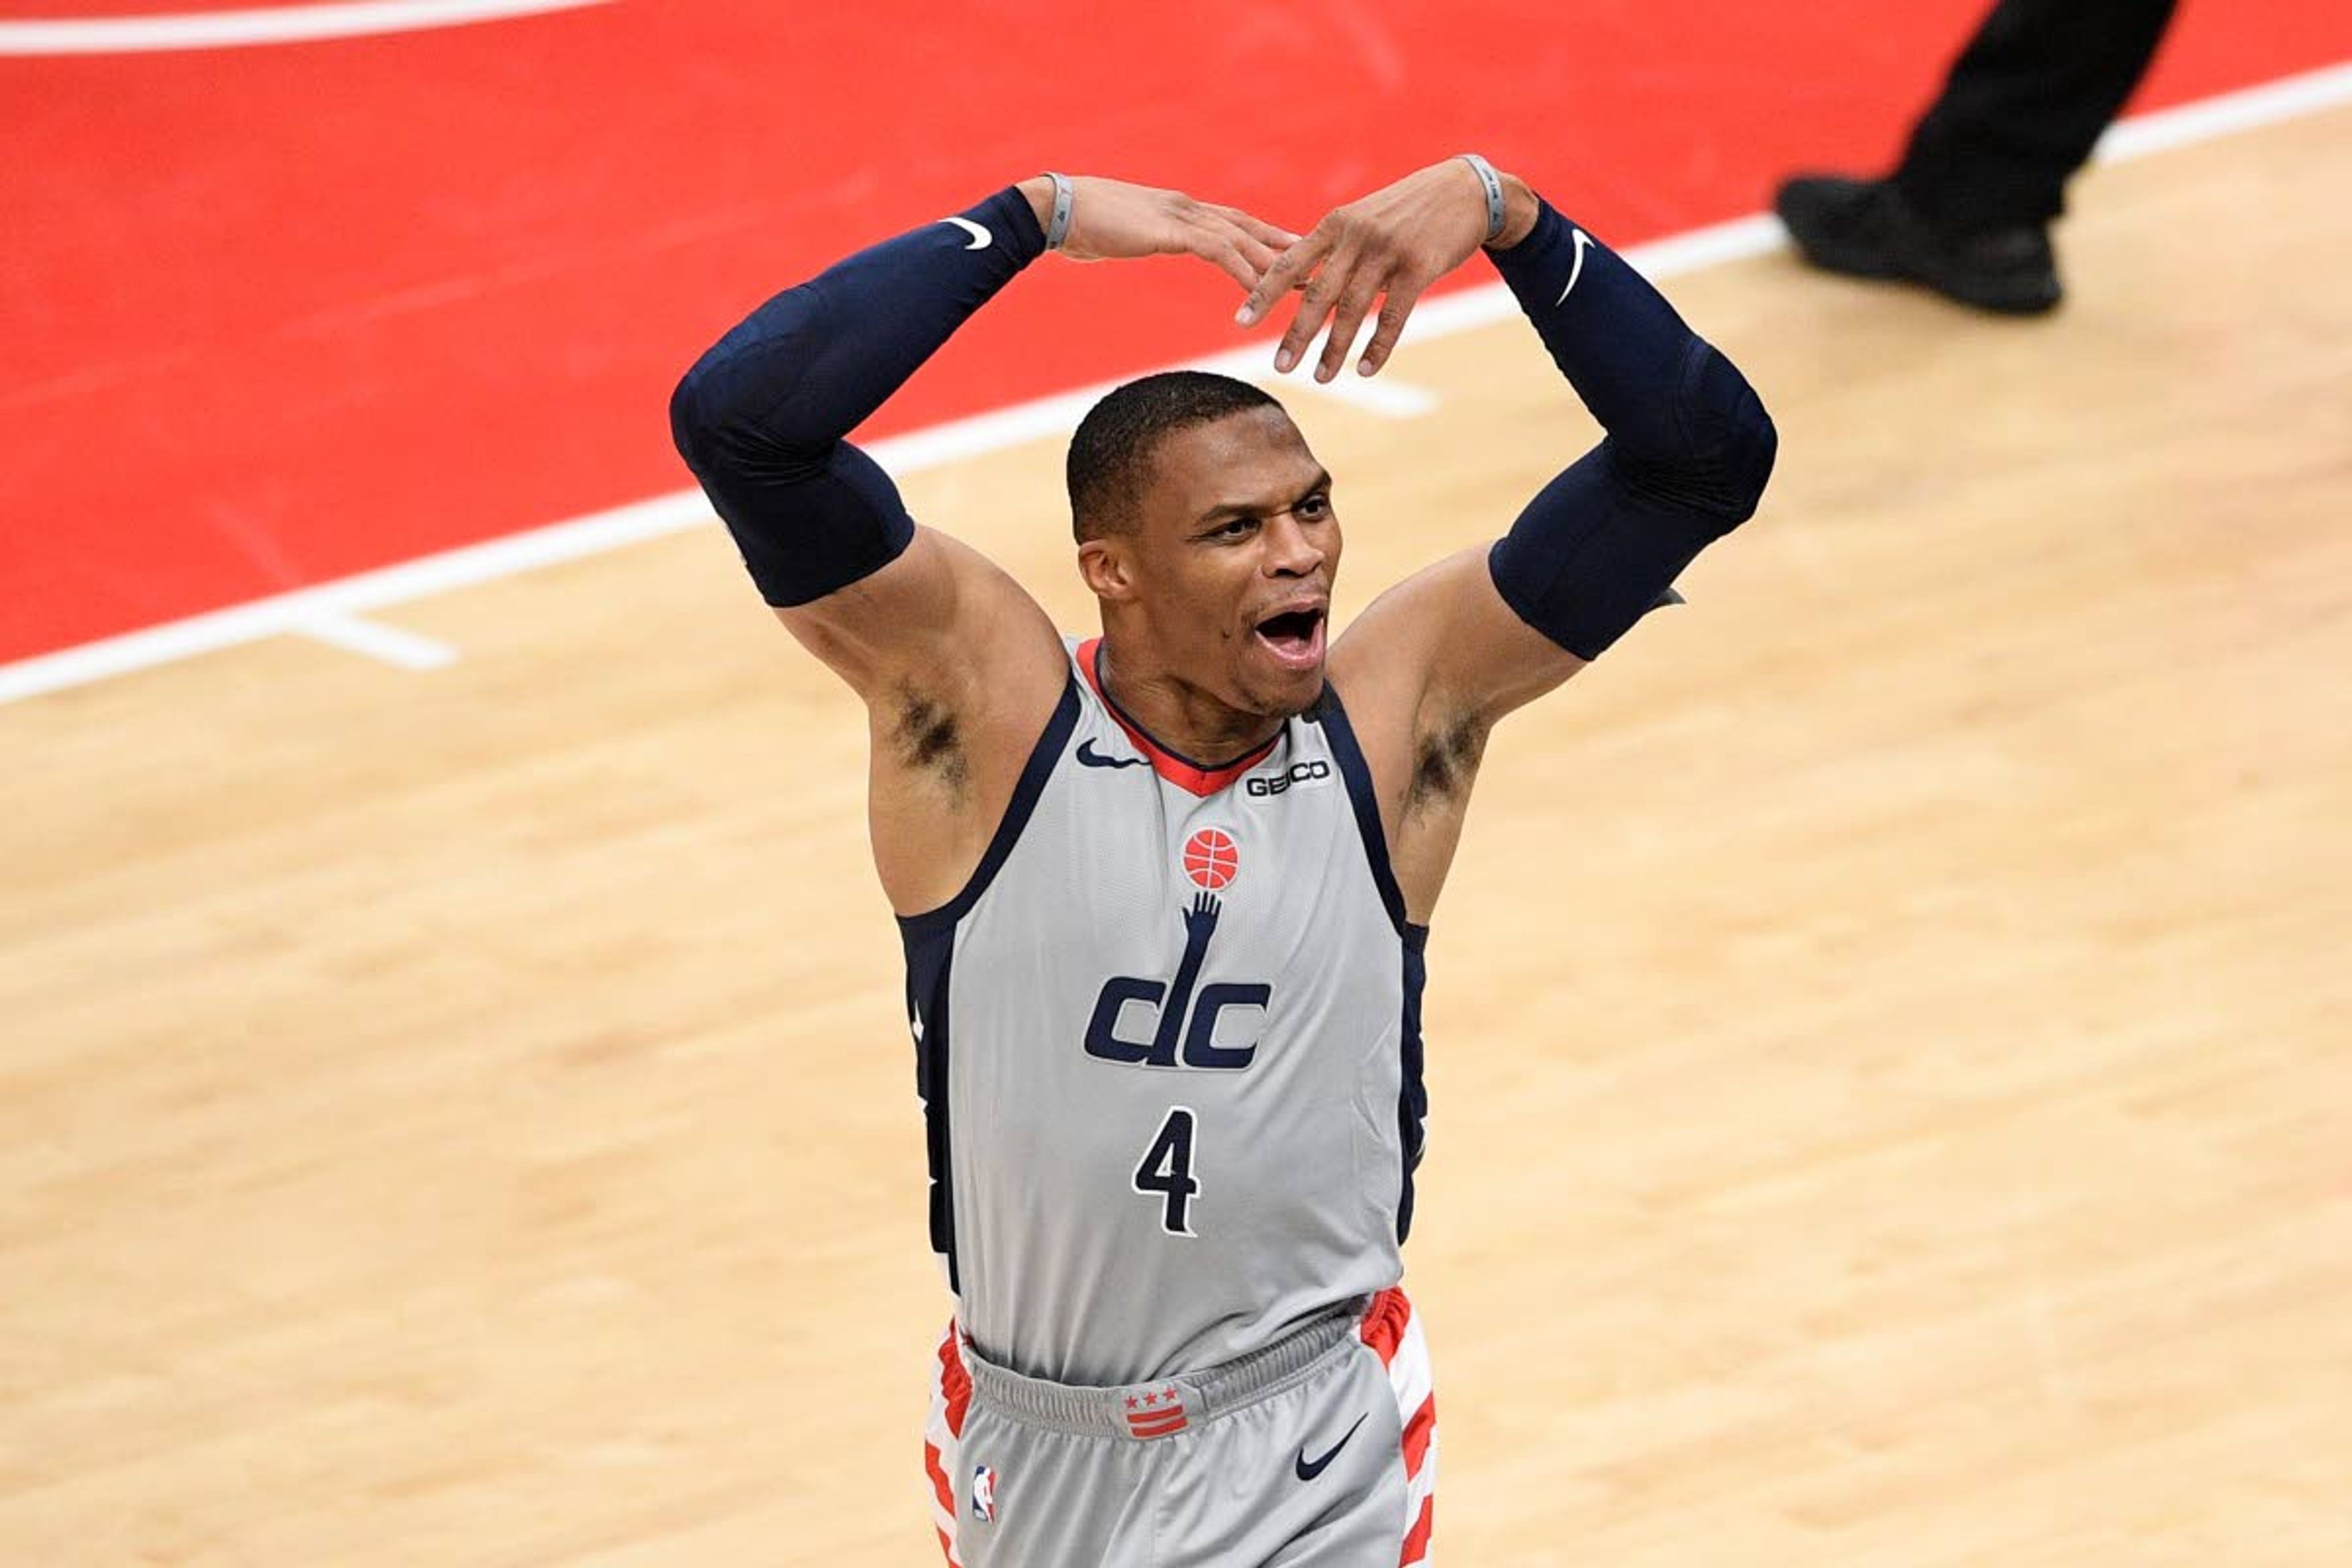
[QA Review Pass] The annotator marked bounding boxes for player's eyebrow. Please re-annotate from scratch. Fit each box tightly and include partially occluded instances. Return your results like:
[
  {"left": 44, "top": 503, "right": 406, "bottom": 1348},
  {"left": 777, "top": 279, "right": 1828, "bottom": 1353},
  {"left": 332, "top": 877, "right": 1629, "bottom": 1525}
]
[{"left": 1193, "top": 469, "right": 1333, "bottom": 527}]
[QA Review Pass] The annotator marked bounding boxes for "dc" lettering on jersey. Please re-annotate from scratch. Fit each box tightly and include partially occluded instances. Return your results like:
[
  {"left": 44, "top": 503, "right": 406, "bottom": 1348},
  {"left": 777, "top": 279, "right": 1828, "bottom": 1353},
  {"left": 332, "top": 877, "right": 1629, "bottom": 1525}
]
[{"left": 1083, "top": 893, "right": 1270, "bottom": 1070}]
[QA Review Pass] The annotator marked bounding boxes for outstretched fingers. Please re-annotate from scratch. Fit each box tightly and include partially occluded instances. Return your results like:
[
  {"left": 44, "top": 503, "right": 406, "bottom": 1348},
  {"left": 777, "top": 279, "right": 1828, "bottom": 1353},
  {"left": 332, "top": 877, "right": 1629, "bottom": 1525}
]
[
  {"left": 1233, "top": 208, "right": 1422, "bottom": 379},
  {"left": 1354, "top": 277, "right": 1425, "bottom": 377},
  {"left": 1194, "top": 235, "right": 1267, "bottom": 293},
  {"left": 1314, "top": 265, "right": 1395, "bottom": 382},
  {"left": 1212, "top": 203, "right": 1301, "bottom": 254},
  {"left": 1235, "top": 229, "right": 1330, "bottom": 330},
  {"left": 1276, "top": 257, "right": 1348, "bottom": 374},
  {"left": 1226, "top": 228, "right": 1286, "bottom": 284},
  {"left": 1187, "top": 208, "right": 1289, "bottom": 293}
]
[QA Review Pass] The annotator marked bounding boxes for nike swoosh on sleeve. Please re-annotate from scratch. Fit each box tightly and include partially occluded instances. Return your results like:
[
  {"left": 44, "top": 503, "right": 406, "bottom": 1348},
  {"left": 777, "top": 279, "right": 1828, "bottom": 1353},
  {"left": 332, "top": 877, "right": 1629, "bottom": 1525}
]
[
  {"left": 942, "top": 216, "right": 992, "bottom": 251},
  {"left": 1554, "top": 228, "right": 1593, "bottom": 306}
]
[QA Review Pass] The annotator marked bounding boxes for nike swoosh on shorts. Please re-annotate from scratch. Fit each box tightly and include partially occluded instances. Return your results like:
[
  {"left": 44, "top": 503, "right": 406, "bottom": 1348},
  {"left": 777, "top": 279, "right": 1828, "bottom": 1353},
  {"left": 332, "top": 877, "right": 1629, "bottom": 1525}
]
[{"left": 1294, "top": 1412, "right": 1368, "bottom": 1481}]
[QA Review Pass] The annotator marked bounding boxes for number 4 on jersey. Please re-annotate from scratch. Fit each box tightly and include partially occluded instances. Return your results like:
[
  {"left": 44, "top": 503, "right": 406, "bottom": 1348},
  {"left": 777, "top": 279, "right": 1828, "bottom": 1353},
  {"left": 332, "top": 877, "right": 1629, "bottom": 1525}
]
[{"left": 1133, "top": 1107, "right": 1200, "bottom": 1236}]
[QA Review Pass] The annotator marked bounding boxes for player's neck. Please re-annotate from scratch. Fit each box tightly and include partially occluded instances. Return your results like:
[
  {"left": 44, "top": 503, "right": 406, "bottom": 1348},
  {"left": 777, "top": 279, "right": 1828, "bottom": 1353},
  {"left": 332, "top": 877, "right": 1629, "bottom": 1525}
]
[{"left": 1093, "top": 638, "right": 1284, "bottom": 766}]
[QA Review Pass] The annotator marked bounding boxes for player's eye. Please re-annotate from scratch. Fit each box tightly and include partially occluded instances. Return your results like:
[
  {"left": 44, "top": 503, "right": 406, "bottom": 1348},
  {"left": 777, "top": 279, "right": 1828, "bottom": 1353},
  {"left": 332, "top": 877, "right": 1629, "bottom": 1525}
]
[
  {"left": 1208, "top": 516, "right": 1259, "bottom": 540},
  {"left": 1295, "top": 492, "right": 1330, "bottom": 521}
]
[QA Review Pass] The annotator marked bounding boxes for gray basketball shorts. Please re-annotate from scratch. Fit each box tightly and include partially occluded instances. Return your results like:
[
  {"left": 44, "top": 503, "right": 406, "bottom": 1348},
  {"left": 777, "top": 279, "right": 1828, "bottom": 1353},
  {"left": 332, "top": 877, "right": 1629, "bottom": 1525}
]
[{"left": 922, "top": 1288, "right": 1437, "bottom": 1567}]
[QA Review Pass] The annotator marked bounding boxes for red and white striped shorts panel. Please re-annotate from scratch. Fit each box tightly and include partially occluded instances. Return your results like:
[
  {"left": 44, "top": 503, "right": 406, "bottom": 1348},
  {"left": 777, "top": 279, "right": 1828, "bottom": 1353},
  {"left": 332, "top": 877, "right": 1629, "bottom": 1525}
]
[
  {"left": 925, "top": 1326, "right": 972, "bottom": 1567},
  {"left": 1358, "top": 1287, "right": 1438, "bottom": 1565}
]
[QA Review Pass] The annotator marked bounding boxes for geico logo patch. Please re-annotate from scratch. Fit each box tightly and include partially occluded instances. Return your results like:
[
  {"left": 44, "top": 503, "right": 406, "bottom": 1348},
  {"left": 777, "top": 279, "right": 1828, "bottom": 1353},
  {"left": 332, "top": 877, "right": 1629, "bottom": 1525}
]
[{"left": 1244, "top": 759, "right": 1333, "bottom": 797}]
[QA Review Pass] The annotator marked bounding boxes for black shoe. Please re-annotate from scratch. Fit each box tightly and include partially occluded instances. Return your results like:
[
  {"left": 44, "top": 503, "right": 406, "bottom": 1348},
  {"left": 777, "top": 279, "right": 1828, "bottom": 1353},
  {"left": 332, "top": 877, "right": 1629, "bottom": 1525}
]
[{"left": 1774, "top": 174, "right": 2062, "bottom": 315}]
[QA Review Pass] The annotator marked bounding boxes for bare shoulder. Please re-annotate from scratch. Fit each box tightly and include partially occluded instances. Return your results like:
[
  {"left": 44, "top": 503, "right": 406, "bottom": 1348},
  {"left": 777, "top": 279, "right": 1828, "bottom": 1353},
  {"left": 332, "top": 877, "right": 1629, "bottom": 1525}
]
[
  {"left": 774, "top": 528, "right": 1060, "bottom": 701},
  {"left": 777, "top": 526, "right": 1072, "bottom": 915},
  {"left": 1328, "top": 546, "right": 1586, "bottom": 921}
]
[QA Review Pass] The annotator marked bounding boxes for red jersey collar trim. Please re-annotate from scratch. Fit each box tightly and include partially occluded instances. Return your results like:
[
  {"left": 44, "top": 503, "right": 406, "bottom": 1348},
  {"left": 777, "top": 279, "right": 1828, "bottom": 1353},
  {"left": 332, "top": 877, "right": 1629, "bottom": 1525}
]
[{"left": 1076, "top": 638, "right": 1278, "bottom": 797}]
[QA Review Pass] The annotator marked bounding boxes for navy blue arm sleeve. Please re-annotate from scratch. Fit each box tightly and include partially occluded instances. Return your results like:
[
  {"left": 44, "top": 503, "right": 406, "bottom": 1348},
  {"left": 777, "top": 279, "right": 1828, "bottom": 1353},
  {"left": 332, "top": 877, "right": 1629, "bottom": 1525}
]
[
  {"left": 1482, "top": 199, "right": 1777, "bottom": 659},
  {"left": 668, "top": 185, "right": 1047, "bottom": 606}
]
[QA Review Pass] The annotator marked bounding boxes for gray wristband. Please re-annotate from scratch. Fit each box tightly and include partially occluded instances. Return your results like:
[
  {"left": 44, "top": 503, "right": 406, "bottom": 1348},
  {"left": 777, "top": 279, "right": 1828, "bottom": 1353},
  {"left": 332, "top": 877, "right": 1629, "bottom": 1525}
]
[
  {"left": 1043, "top": 171, "right": 1075, "bottom": 250},
  {"left": 1457, "top": 153, "right": 1506, "bottom": 244}
]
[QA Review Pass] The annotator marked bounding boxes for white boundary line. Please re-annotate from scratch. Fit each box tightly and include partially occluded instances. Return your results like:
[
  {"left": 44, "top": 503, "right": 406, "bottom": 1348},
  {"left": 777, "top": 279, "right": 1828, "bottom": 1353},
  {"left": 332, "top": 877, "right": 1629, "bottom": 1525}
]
[
  {"left": 1292, "top": 368, "right": 1442, "bottom": 418},
  {"left": 290, "top": 612, "right": 459, "bottom": 670},
  {"left": 2097, "top": 58, "right": 2352, "bottom": 160},
  {"left": 4, "top": 59, "right": 2347, "bottom": 707},
  {"left": 0, "top": 1, "right": 614, "bottom": 56}
]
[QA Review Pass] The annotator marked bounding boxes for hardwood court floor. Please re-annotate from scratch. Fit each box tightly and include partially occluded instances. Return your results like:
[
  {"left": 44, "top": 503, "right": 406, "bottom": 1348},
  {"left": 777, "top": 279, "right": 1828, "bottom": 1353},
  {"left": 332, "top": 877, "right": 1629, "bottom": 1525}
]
[{"left": 4, "top": 110, "right": 2348, "bottom": 1566}]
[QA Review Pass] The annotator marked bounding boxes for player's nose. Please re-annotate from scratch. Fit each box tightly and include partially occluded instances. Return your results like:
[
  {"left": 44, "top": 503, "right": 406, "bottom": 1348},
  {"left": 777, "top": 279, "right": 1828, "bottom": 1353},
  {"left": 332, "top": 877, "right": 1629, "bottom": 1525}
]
[{"left": 1261, "top": 511, "right": 1325, "bottom": 577}]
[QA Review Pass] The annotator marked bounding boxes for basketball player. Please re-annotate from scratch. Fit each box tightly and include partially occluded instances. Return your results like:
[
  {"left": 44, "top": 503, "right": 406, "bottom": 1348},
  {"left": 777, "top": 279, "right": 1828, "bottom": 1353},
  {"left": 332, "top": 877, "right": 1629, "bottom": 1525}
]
[{"left": 669, "top": 157, "right": 1775, "bottom": 1565}]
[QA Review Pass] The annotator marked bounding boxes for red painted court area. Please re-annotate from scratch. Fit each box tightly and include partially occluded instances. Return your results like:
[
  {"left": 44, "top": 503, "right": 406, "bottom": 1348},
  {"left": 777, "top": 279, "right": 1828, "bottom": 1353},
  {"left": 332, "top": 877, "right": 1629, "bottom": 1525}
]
[{"left": 4, "top": 0, "right": 2348, "bottom": 662}]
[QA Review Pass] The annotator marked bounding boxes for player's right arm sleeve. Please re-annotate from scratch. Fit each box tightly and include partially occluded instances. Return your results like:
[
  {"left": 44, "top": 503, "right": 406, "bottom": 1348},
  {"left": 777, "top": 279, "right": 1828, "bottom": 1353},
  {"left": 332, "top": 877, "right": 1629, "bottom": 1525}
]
[
  {"left": 1481, "top": 198, "right": 1777, "bottom": 660},
  {"left": 668, "top": 184, "right": 1047, "bottom": 607}
]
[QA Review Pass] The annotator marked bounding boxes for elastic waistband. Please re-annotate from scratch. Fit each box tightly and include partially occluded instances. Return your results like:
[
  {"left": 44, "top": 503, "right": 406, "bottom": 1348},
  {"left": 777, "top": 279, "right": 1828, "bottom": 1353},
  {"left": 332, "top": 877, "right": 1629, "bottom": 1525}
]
[{"left": 958, "top": 1300, "right": 1365, "bottom": 1442}]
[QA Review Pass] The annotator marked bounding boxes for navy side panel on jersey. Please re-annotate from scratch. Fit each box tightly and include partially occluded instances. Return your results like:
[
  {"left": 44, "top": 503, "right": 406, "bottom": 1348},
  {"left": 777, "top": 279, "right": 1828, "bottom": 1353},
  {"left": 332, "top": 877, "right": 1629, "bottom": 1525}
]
[
  {"left": 903, "top": 922, "right": 959, "bottom": 1288},
  {"left": 1310, "top": 686, "right": 1430, "bottom": 1242},
  {"left": 1398, "top": 924, "right": 1430, "bottom": 1243},
  {"left": 1307, "top": 688, "right": 1408, "bottom": 935},
  {"left": 900, "top": 676, "right": 1080, "bottom": 1291}
]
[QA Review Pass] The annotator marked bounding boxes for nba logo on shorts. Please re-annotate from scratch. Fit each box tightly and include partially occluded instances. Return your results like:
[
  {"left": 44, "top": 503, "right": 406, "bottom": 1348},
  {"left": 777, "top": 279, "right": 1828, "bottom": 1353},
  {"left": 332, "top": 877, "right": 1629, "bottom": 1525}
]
[{"left": 970, "top": 1463, "right": 998, "bottom": 1523}]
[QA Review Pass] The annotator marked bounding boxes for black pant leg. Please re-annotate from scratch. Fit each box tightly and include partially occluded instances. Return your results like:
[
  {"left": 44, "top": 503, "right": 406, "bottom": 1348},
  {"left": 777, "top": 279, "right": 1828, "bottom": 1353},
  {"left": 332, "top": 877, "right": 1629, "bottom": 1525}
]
[{"left": 1893, "top": 0, "right": 2179, "bottom": 232}]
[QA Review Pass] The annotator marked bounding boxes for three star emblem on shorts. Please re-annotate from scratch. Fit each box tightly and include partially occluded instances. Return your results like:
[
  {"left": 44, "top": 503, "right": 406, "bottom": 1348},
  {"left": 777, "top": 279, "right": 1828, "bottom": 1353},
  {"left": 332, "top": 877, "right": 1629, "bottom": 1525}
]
[
  {"left": 1293, "top": 1412, "right": 1368, "bottom": 1481},
  {"left": 1124, "top": 1385, "right": 1189, "bottom": 1439}
]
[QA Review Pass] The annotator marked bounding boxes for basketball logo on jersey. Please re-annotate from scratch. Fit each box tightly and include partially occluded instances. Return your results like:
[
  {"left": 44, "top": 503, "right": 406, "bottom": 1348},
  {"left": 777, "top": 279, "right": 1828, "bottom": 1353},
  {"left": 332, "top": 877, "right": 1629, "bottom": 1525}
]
[
  {"left": 1084, "top": 829, "right": 1270, "bottom": 1071},
  {"left": 970, "top": 1463, "right": 998, "bottom": 1523},
  {"left": 1182, "top": 826, "right": 1240, "bottom": 889}
]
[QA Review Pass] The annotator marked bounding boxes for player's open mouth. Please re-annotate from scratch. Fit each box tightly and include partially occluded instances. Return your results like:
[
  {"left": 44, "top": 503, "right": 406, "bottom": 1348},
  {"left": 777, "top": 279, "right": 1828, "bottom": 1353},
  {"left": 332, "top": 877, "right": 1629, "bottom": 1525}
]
[{"left": 1251, "top": 605, "right": 1326, "bottom": 671}]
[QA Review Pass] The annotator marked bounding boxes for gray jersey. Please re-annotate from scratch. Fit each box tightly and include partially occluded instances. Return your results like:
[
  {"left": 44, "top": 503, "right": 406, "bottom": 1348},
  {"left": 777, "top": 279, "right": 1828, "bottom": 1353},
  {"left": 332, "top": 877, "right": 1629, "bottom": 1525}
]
[{"left": 902, "top": 638, "right": 1430, "bottom": 1387}]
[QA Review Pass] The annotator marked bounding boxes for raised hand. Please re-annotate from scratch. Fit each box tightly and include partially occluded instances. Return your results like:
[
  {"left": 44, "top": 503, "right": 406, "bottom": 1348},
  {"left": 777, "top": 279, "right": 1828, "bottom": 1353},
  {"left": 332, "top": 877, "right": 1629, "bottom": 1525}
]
[
  {"left": 1025, "top": 175, "right": 1298, "bottom": 295},
  {"left": 1235, "top": 158, "right": 1527, "bottom": 381},
  {"left": 1182, "top": 890, "right": 1222, "bottom": 938}
]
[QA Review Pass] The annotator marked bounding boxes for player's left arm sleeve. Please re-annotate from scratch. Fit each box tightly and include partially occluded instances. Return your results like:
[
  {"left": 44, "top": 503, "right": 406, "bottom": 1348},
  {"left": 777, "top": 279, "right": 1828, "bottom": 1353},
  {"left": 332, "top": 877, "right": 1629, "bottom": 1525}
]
[
  {"left": 1483, "top": 198, "right": 1777, "bottom": 660},
  {"left": 668, "top": 185, "right": 1046, "bottom": 607}
]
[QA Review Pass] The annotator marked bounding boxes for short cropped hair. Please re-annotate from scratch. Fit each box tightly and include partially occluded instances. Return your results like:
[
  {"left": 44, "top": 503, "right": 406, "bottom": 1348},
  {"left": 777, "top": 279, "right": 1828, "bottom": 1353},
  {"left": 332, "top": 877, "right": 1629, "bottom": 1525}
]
[{"left": 1066, "top": 371, "right": 1281, "bottom": 542}]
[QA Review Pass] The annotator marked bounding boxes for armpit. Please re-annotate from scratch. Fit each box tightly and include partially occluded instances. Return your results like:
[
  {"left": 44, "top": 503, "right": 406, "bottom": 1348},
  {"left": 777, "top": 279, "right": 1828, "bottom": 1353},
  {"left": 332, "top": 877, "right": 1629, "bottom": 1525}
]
[
  {"left": 889, "top": 684, "right": 971, "bottom": 801},
  {"left": 1407, "top": 712, "right": 1489, "bottom": 818}
]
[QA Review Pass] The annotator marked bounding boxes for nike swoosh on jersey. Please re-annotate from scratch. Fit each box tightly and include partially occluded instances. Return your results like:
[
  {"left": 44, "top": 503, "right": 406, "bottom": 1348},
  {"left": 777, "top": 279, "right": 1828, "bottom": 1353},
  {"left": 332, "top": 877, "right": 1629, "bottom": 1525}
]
[
  {"left": 943, "top": 216, "right": 992, "bottom": 251},
  {"left": 1294, "top": 1412, "right": 1368, "bottom": 1481},
  {"left": 1554, "top": 227, "right": 1594, "bottom": 306},
  {"left": 1076, "top": 738, "right": 1147, "bottom": 769}
]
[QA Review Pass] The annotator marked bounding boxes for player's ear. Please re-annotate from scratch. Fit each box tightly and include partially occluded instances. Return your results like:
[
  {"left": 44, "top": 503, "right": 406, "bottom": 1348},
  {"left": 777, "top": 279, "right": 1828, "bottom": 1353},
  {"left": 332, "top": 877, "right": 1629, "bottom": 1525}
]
[{"left": 1077, "top": 536, "right": 1139, "bottom": 602}]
